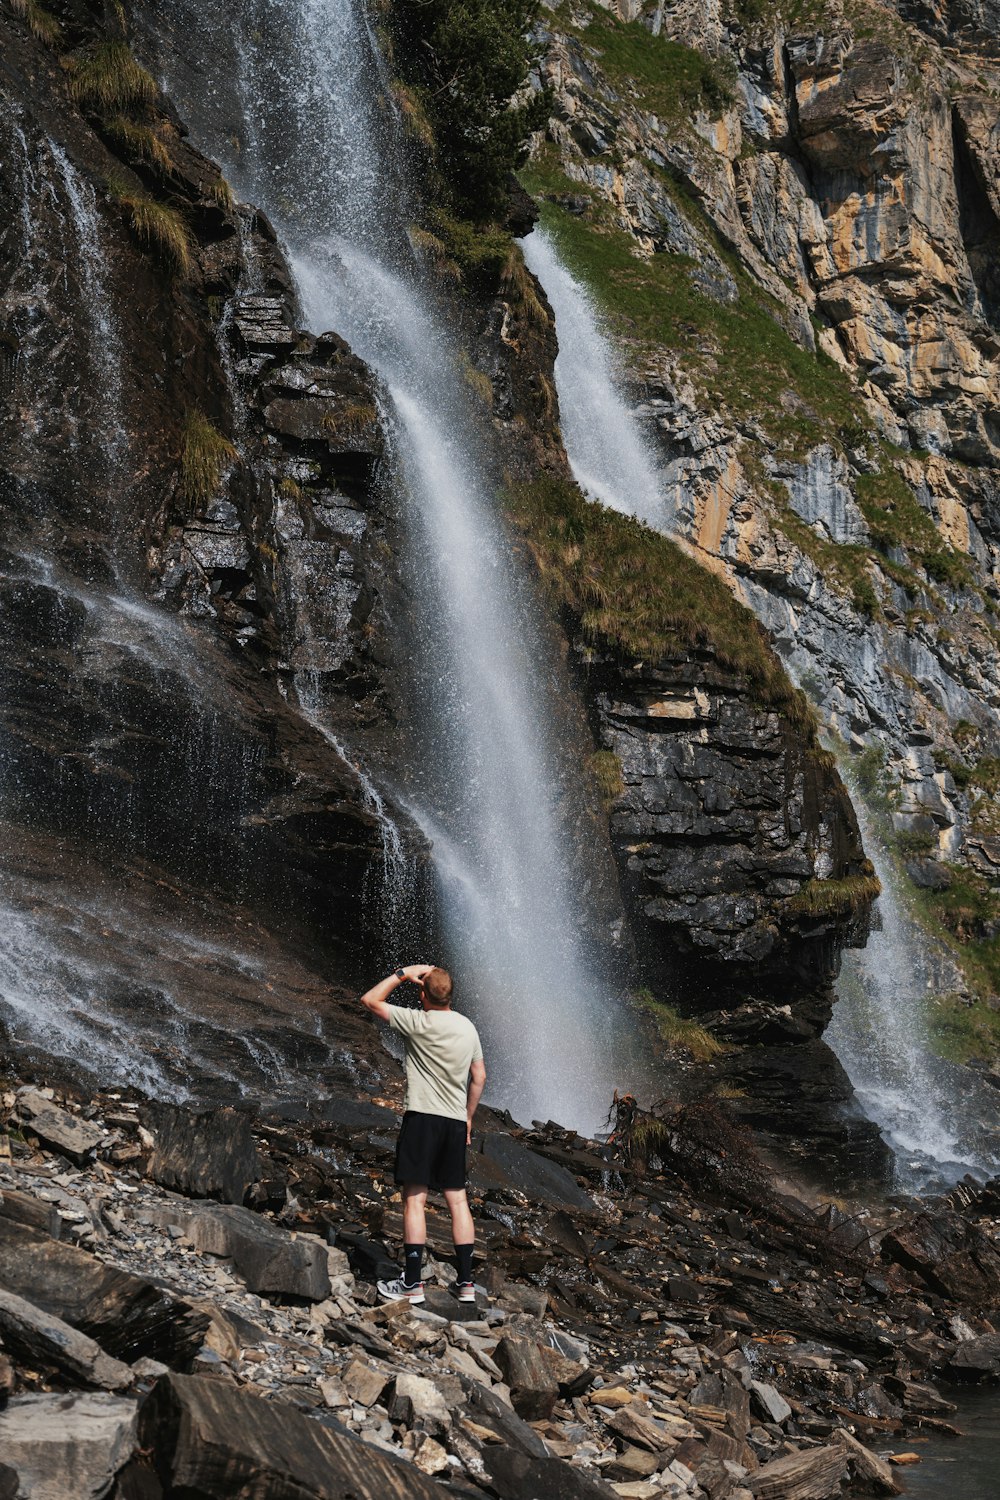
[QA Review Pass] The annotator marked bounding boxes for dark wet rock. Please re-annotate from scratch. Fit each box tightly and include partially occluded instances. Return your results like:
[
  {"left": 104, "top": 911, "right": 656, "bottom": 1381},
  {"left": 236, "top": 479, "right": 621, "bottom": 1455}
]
[
  {"left": 481, "top": 1447, "right": 617, "bottom": 1499},
  {"left": 0, "top": 1219, "right": 208, "bottom": 1366},
  {"left": 133, "top": 1372, "right": 447, "bottom": 1498},
  {"left": 460, "top": 1378, "right": 550, "bottom": 1457},
  {"left": 143, "top": 1102, "right": 262, "bottom": 1205},
  {"left": 0, "top": 1467, "right": 14, "bottom": 1500},
  {"left": 0, "top": 1288, "right": 132, "bottom": 1391},
  {"left": 335, "top": 1230, "right": 399, "bottom": 1284},
  {"left": 478, "top": 1134, "right": 596, "bottom": 1212},
  {"left": 0, "top": 1393, "right": 137, "bottom": 1499},
  {"left": 493, "top": 1335, "right": 559, "bottom": 1420},
  {"left": 947, "top": 1332, "right": 1000, "bottom": 1376},
  {"left": 882, "top": 1209, "right": 1000, "bottom": 1301}
]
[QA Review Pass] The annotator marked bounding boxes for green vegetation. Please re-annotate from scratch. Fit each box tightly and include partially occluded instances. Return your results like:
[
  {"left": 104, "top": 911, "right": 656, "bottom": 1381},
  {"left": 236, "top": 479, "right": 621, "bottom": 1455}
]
[
  {"left": 523, "top": 158, "right": 867, "bottom": 462},
  {"left": 178, "top": 410, "right": 238, "bottom": 508},
  {"left": 10, "top": 0, "right": 61, "bottom": 45},
  {"left": 635, "top": 990, "right": 726, "bottom": 1061},
  {"left": 506, "top": 474, "right": 816, "bottom": 731},
  {"left": 107, "top": 179, "right": 192, "bottom": 274},
  {"left": 929, "top": 996, "right": 1000, "bottom": 1066},
  {"left": 389, "top": 0, "right": 548, "bottom": 220},
  {"left": 856, "top": 463, "right": 969, "bottom": 588},
  {"left": 575, "top": 9, "right": 736, "bottom": 120},
  {"left": 783, "top": 871, "right": 882, "bottom": 921},
  {"left": 587, "top": 750, "right": 624, "bottom": 806},
  {"left": 69, "top": 41, "right": 158, "bottom": 113}
]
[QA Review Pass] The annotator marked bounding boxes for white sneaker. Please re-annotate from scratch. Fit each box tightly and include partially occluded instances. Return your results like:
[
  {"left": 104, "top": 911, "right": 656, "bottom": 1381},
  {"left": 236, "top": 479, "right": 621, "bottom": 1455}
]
[
  {"left": 450, "top": 1280, "right": 477, "bottom": 1303},
  {"left": 377, "top": 1276, "right": 425, "bottom": 1305}
]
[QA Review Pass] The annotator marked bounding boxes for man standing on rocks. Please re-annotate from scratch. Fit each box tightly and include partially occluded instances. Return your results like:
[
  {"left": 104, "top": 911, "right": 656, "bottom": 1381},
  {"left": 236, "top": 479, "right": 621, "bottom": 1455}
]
[{"left": 360, "top": 963, "right": 486, "bottom": 1305}]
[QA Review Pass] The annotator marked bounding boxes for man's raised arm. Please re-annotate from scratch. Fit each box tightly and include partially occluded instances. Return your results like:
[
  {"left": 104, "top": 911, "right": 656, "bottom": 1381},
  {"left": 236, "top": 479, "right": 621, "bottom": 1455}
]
[
  {"left": 359, "top": 964, "right": 432, "bottom": 1021},
  {"left": 466, "top": 1058, "right": 486, "bottom": 1145}
]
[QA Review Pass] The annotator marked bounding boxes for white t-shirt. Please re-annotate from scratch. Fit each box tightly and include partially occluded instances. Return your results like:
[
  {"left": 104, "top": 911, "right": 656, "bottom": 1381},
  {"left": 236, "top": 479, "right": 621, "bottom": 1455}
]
[{"left": 387, "top": 1006, "right": 484, "bottom": 1122}]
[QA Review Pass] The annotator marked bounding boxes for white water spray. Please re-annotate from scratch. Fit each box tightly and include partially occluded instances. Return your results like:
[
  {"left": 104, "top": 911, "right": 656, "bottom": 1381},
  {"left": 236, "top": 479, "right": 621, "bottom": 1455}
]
[
  {"left": 522, "top": 225, "right": 665, "bottom": 526},
  {"left": 142, "top": 0, "right": 629, "bottom": 1129}
]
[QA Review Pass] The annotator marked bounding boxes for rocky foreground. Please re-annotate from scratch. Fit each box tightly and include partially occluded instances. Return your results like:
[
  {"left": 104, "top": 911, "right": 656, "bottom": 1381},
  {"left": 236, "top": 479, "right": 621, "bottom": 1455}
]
[{"left": 0, "top": 1078, "right": 998, "bottom": 1499}]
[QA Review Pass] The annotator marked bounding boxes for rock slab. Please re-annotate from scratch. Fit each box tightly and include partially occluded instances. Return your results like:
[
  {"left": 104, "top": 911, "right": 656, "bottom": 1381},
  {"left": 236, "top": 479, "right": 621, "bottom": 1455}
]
[
  {"left": 0, "top": 1392, "right": 137, "bottom": 1499},
  {"left": 144, "top": 1102, "right": 262, "bottom": 1205},
  {"left": 134, "top": 1372, "right": 456, "bottom": 1498}
]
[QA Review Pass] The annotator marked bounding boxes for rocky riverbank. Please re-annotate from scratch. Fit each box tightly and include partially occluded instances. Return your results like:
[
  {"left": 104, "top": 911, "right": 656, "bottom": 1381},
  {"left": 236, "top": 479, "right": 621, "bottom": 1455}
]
[{"left": 0, "top": 1070, "right": 997, "bottom": 1498}]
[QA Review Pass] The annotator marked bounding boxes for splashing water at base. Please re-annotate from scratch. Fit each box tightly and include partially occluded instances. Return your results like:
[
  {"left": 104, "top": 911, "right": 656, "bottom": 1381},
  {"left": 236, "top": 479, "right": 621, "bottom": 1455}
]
[
  {"left": 136, "top": 0, "right": 638, "bottom": 1131},
  {"left": 826, "top": 774, "right": 1000, "bottom": 1188},
  {"left": 521, "top": 225, "right": 665, "bottom": 526}
]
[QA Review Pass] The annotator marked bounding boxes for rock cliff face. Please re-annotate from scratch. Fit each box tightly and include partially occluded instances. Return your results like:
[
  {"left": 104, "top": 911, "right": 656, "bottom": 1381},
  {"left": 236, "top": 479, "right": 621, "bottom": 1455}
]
[
  {"left": 0, "top": 0, "right": 428, "bottom": 1093},
  {"left": 525, "top": 0, "right": 1000, "bottom": 1021}
]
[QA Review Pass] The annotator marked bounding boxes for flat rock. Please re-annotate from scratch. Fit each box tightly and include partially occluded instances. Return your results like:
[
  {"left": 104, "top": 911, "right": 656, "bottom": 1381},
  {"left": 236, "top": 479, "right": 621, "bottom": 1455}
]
[
  {"left": 0, "top": 1189, "right": 62, "bottom": 1239},
  {"left": 750, "top": 1445, "right": 849, "bottom": 1500},
  {"left": 16, "top": 1092, "right": 103, "bottom": 1165},
  {"left": 0, "top": 1392, "right": 137, "bottom": 1499},
  {"left": 478, "top": 1134, "right": 596, "bottom": 1212},
  {"left": 342, "top": 1360, "right": 388, "bottom": 1407},
  {"left": 750, "top": 1380, "right": 791, "bottom": 1425},
  {"left": 460, "top": 1377, "right": 549, "bottom": 1457},
  {"left": 388, "top": 1373, "right": 452, "bottom": 1433},
  {"left": 144, "top": 1102, "right": 262, "bottom": 1205},
  {"left": 0, "top": 1219, "right": 208, "bottom": 1365},
  {"left": 133, "top": 1373, "right": 450, "bottom": 1498},
  {"left": 0, "top": 1288, "right": 132, "bottom": 1391},
  {"left": 608, "top": 1404, "right": 691, "bottom": 1451},
  {"left": 136, "top": 1200, "right": 330, "bottom": 1301}
]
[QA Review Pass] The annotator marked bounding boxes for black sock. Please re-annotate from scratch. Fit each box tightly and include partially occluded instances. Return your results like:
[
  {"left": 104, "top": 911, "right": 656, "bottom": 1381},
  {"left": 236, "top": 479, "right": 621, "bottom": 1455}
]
[
  {"left": 403, "top": 1243, "right": 424, "bottom": 1286},
  {"left": 455, "top": 1243, "right": 474, "bottom": 1284}
]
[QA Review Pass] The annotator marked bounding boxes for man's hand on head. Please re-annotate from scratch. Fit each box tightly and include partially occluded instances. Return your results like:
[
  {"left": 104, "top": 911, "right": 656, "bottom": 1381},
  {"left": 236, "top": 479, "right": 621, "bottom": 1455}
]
[{"left": 401, "top": 964, "right": 433, "bottom": 982}]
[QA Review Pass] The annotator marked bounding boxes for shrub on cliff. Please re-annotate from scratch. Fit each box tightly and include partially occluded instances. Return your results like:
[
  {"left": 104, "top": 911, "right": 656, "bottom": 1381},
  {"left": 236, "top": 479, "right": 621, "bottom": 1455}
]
[{"left": 390, "top": 0, "right": 548, "bottom": 221}]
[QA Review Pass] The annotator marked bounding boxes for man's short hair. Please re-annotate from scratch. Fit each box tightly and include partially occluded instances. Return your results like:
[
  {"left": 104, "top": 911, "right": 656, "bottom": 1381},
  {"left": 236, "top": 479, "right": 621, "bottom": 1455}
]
[{"left": 423, "top": 967, "right": 453, "bottom": 1007}]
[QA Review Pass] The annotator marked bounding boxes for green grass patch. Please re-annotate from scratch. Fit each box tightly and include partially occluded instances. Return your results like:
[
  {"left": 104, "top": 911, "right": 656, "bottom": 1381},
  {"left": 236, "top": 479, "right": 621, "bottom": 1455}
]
[
  {"left": 179, "top": 410, "right": 238, "bottom": 508},
  {"left": 521, "top": 172, "right": 867, "bottom": 461},
  {"left": 104, "top": 116, "right": 173, "bottom": 173},
  {"left": 507, "top": 474, "right": 815, "bottom": 730},
  {"left": 635, "top": 990, "right": 727, "bottom": 1061},
  {"left": 69, "top": 41, "right": 158, "bottom": 113},
  {"left": 929, "top": 997, "right": 1000, "bottom": 1066},
  {"left": 576, "top": 9, "right": 736, "bottom": 120}
]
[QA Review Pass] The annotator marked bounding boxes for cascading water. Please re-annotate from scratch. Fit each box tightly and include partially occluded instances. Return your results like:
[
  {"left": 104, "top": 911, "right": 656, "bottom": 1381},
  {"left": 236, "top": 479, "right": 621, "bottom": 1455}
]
[
  {"left": 521, "top": 226, "right": 665, "bottom": 526},
  {"left": 140, "top": 0, "right": 634, "bottom": 1130},
  {"left": 826, "top": 778, "right": 1000, "bottom": 1188},
  {"left": 522, "top": 210, "right": 1000, "bottom": 1182}
]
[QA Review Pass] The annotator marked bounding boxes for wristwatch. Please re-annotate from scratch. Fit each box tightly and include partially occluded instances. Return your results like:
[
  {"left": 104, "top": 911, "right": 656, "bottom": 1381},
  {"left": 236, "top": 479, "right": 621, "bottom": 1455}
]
[{"left": 395, "top": 969, "right": 406, "bottom": 980}]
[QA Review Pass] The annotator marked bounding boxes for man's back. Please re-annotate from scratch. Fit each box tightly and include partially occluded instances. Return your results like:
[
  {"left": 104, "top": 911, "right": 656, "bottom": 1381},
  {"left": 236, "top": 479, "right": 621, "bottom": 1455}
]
[{"left": 388, "top": 1006, "right": 483, "bottom": 1121}]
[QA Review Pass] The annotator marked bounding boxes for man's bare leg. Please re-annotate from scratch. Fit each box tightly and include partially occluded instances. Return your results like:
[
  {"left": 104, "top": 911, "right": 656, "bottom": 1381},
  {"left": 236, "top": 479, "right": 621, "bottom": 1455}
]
[
  {"left": 402, "top": 1184, "right": 428, "bottom": 1288},
  {"left": 444, "top": 1187, "right": 475, "bottom": 1292}
]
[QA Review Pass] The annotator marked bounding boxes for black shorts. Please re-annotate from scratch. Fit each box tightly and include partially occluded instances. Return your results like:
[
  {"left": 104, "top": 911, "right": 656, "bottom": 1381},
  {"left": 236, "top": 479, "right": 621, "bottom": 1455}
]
[{"left": 394, "top": 1111, "right": 467, "bottom": 1192}]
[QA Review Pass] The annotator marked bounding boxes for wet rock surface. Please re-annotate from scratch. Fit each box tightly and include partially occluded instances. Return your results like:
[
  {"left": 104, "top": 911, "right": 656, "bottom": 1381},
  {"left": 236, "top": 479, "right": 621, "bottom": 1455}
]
[{"left": 0, "top": 1076, "right": 993, "bottom": 1497}]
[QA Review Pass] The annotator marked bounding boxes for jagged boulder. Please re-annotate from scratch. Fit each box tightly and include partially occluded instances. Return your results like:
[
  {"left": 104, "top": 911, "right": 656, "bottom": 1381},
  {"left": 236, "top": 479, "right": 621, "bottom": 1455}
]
[
  {"left": 143, "top": 1102, "right": 262, "bottom": 1205},
  {"left": 0, "top": 1393, "right": 137, "bottom": 1499}
]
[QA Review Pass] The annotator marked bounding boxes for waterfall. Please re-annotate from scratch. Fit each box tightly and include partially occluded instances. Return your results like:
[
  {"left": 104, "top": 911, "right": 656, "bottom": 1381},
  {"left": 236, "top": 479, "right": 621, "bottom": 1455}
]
[
  {"left": 521, "top": 225, "right": 665, "bottom": 525},
  {"left": 522, "top": 208, "right": 1000, "bottom": 1182},
  {"left": 49, "top": 145, "right": 129, "bottom": 486},
  {"left": 140, "top": 0, "right": 631, "bottom": 1131},
  {"left": 825, "top": 780, "right": 1000, "bottom": 1188}
]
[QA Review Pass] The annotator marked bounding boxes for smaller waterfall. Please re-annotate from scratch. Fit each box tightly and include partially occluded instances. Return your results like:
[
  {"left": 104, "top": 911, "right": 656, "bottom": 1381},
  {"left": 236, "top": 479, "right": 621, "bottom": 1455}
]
[
  {"left": 49, "top": 144, "right": 130, "bottom": 484},
  {"left": 826, "top": 774, "right": 1000, "bottom": 1187},
  {"left": 521, "top": 226, "right": 665, "bottom": 526},
  {"left": 291, "top": 670, "right": 416, "bottom": 938}
]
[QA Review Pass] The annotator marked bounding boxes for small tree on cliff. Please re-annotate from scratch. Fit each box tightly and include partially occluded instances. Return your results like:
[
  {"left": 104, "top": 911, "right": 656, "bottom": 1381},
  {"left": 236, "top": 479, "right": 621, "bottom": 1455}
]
[{"left": 391, "top": 0, "right": 548, "bottom": 221}]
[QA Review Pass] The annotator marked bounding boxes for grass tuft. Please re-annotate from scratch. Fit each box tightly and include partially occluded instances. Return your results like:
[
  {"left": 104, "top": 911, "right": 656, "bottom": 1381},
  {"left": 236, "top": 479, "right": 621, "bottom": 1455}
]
[
  {"left": 783, "top": 872, "right": 882, "bottom": 921},
  {"left": 578, "top": 9, "right": 737, "bottom": 120},
  {"left": 70, "top": 41, "right": 158, "bottom": 113},
  {"left": 588, "top": 750, "right": 624, "bottom": 806},
  {"left": 635, "top": 990, "right": 727, "bottom": 1061},
  {"left": 506, "top": 474, "right": 816, "bottom": 730},
  {"left": 104, "top": 116, "right": 172, "bottom": 172},
  {"left": 179, "top": 410, "right": 238, "bottom": 508},
  {"left": 10, "top": 0, "right": 61, "bottom": 45},
  {"left": 107, "top": 176, "right": 192, "bottom": 274}
]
